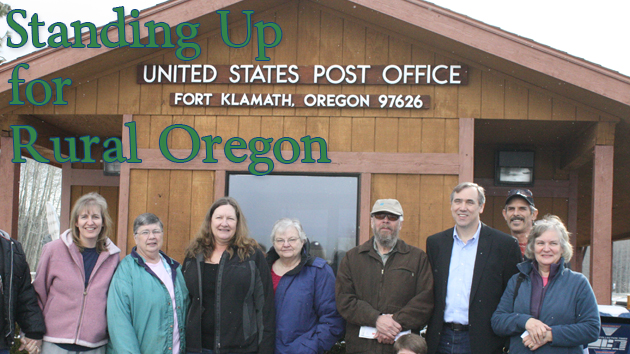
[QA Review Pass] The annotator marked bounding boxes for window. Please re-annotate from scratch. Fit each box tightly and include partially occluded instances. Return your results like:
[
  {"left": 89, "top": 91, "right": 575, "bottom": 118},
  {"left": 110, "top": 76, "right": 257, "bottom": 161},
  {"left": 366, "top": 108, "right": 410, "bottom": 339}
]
[{"left": 228, "top": 173, "right": 359, "bottom": 273}]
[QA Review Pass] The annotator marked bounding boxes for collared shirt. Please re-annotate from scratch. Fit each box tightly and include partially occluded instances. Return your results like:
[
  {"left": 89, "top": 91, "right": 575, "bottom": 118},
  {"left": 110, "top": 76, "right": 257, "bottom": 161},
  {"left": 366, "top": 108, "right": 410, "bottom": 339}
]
[
  {"left": 443, "top": 222, "right": 482, "bottom": 325},
  {"left": 373, "top": 237, "right": 398, "bottom": 265}
]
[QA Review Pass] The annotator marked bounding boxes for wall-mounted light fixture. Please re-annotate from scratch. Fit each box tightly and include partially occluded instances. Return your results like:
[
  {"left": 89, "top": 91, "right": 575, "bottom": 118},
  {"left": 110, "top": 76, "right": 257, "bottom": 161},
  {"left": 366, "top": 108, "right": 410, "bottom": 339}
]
[
  {"left": 495, "top": 150, "right": 534, "bottom": 186},
  {"left": 103, "top": 161, "right": 121, "bottom": 176}
]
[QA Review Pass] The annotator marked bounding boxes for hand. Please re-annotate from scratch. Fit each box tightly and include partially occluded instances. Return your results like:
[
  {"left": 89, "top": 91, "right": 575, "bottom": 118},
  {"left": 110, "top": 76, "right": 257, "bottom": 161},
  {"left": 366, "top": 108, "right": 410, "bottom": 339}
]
[
  {"left": 375, "top": 331, "right": 395, "bottom": 344},
  {"left": 525, "top": 318, "right": 551, "bottom": 345},
  {"left": 19, "top": 337, "right": 42, "bottom": 354},
  {"left": 522, "top": 331, "right": 552, "bottom": 351},
  {"left": 522, "top": 334, "right": 537, "bottom": 351},
  {"left": 375, "top": 314, "right": 402, "bottom": 340}
]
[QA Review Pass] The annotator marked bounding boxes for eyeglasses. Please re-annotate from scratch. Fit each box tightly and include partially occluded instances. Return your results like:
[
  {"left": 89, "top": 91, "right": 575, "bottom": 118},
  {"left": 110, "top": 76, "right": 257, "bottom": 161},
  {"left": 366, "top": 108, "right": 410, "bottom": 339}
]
[
  {"left": 274, "top": 237, "right": 300, "bottom": 245},
  {"left": 372, "top": 213, "right": 400, "bottom": 221},
  {"left": 136, "top": 230, "right": 163, "bottom": 237}
]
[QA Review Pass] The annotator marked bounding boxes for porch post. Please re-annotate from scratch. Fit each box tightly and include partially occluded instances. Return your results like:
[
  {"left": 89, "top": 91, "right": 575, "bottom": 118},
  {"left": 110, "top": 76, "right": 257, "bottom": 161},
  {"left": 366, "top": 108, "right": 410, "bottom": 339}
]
[
  {"left": 568, "top": 171, "right": 580, "bottom": 271},
  {"left": 60, "top": 163, "right": 72, "bottom": 231},
  {"left": 359, "top": 173, "right": 372, "bottom": 244},
  {"left": 0, "top": 136, "right": 20, "bottom": 238},
  {"left": 459, "top": 118, "right": 474, "bottom": 183},
  {"left": 117, "top": 114, "right": 133, "bottom": 256},
  {"left": 590, "top": 145, "right": 613, "bottom": 305}
]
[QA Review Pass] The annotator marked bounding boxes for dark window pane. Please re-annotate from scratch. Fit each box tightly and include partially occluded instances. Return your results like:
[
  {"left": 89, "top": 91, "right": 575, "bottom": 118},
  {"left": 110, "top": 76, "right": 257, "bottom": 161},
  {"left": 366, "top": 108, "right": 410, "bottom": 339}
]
[{"left": 228, "top": 174, "right": 358, "bottom": 273}]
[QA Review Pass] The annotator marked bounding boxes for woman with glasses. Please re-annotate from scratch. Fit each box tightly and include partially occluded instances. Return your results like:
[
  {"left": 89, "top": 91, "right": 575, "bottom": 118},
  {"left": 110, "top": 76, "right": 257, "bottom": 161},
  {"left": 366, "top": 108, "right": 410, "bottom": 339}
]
[
  {"left": 266, "top": 218, "right": 344, "bottom": 354},
  {"left": 183, "top": 197, "right": 274, "bottom": 354},
  {"left": 107, "top": 213, "right": 189, "bottom": 354},
  {"left": 34, "top": 193, "right": 120, "bottom": 354}
]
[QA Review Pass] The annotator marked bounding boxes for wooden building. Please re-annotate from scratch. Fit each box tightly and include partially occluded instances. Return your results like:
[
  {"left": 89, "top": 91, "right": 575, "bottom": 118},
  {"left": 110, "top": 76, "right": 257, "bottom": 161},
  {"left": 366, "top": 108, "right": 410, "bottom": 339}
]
[{"left": 1, "top": 0, "right": 629, "bottom": 304}]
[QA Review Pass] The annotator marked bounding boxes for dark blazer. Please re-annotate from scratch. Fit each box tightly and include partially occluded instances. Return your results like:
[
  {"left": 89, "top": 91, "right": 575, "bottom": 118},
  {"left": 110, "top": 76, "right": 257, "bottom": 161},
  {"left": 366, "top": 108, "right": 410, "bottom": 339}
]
[{"left": 425, "top": 223, "right": 521, "bottom": 354}]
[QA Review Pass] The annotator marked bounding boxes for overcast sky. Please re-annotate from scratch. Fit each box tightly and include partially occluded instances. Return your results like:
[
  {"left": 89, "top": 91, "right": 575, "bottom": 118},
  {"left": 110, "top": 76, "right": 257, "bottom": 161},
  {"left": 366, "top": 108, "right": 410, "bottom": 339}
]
[{"left": 1, "top": 0, "right": 628, "bottom": 77}]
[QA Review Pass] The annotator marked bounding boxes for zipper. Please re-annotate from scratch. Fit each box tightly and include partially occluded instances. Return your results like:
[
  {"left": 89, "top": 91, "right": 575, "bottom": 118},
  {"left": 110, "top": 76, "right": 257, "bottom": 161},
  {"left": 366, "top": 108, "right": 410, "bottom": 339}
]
[
  {"left": 379, "top": 259, "right": 386, "bottom": 306},
  {"left": 158, "top": 281, "right": 173, "bottom": 348},
  {"left": 537, "top": 269, "right": 559, "bottom": 320},
  {"left": 74, "top": 288, "right": 88, "bottom": 341},
  {"left": 74, "top": 249, "right": 108, "bottom": 342},
  {"left": 72, "top": 248, "right": 89, "bottom": 342},
  {"left": 215, "top": 252, "right": 225, "bottom": 353}
]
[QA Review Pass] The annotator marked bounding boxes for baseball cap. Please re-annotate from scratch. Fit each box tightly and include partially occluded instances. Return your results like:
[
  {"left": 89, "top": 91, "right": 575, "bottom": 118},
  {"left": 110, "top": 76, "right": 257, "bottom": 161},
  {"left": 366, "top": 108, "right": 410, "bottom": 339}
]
[
  {"left": 505, "top": 189, "right": 535, "bottom": 207},
  {"left": 371, "top": 199, "right": 403, "bottom": 216}
]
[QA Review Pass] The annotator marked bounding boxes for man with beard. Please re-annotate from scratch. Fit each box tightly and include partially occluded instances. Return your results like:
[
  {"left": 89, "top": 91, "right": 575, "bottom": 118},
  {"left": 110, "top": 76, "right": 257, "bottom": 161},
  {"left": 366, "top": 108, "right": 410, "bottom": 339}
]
[
  {"left": 502, "top": 189, "right": 537, "bottom": 257},
  {"left": 425, "top": 182, "right": 521, "bottom": 354},
  {"left": 336, "top": 199, "right": 434, "bottom": 354}
]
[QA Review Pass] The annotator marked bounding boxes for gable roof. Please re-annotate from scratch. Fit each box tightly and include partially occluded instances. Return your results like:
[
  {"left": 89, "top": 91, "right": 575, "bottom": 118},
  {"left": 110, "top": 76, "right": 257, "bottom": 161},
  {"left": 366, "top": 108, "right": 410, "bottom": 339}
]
[{"left": 1, "top": 0, "right": 629, "bottom": 118}]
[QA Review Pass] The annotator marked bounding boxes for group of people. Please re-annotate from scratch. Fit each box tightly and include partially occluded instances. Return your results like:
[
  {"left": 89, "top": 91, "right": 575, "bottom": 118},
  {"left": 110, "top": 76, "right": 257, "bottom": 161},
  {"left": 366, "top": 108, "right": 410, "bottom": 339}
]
[
  {"left": 0, "top": 181, "right": 601, "bottom": 354},
  {"left": 0, "top": 194, "right": 342, "bottom": 354},
  {"left": 335, "top": 183, "right": 600, "bottom": 354}
]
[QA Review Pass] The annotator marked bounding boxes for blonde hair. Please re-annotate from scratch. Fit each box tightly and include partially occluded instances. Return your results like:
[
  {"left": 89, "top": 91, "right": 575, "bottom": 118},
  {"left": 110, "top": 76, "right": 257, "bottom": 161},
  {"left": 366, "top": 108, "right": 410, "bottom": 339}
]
[
  {"left": 185, "top": 197, "right": 259, "bottom": 261},
  {"left": 69, "top": 192, "right": 112, "bottom": 253}
]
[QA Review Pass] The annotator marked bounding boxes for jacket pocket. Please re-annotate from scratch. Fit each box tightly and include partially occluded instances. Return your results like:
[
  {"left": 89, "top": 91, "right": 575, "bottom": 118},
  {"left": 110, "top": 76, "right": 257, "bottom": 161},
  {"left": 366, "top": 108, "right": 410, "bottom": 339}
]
[
  {"left": 392, "top": 265, "right": 416, "bottom": 277},
  {"left": 386, "top": 266, "right": 417, "bottom": 303}
]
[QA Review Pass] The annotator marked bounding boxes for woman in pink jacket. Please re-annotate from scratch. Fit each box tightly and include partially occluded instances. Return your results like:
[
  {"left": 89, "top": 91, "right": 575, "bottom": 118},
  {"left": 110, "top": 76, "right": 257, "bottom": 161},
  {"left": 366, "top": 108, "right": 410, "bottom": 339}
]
[{"left": 33, "top": 192, "right": 120, "bottom": 354}]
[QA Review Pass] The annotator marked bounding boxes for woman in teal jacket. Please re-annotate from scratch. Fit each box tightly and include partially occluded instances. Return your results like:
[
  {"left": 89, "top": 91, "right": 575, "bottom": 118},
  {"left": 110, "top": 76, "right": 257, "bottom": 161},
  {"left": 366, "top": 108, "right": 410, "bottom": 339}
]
[{"left": 107, "top": 213, "right": 190, "bottom": 354}]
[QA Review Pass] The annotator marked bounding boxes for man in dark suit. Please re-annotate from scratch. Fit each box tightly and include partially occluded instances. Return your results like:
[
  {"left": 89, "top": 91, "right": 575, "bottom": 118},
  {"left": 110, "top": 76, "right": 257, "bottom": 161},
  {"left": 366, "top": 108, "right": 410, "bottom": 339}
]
[{"left": 425, "top": 182, "right": 521, "bottom": 354}]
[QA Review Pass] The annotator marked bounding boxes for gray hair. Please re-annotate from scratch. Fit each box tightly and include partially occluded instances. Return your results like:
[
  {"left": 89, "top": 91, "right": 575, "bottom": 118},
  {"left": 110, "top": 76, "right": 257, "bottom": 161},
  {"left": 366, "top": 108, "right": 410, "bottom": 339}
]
[
  {"left": 133, "top": 213, "right": 164, "bottom": 234},
  {"left": 270, "top": 218, "right": 307, "bottom": 243},
  {"left": 450, "top": 182, "right": 486, "bottom": 206},
  {"left": 525, "top": 214, "right": 573, "bottom": 261}
]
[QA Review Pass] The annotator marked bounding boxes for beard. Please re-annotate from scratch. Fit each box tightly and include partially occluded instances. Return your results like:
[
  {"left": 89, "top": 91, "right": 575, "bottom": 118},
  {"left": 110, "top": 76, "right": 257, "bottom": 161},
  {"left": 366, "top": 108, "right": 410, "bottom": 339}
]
[{"left": 373, "top": 224, "right": 400, "bottom": 249}]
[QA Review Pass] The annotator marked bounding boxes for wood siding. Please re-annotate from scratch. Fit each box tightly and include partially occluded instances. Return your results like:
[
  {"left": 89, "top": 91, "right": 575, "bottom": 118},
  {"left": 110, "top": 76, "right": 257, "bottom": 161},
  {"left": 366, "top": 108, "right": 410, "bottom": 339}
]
[
  {"left": 5, "top": 0, "right": 616, "bottom": 258},
  {"left": 5, "top": 1, "right": 614, "bottom": 123}
]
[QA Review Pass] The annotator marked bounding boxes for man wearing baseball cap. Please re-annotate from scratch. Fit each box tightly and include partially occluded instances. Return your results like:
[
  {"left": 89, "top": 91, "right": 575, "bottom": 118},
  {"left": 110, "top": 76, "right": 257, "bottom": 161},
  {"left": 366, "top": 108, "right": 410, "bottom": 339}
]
[
  {"left": 502, "top": 189, "right": 538, "bottom": 256},
  {"left": 336, "top": 199, "right": 434, "bottom": 354}
]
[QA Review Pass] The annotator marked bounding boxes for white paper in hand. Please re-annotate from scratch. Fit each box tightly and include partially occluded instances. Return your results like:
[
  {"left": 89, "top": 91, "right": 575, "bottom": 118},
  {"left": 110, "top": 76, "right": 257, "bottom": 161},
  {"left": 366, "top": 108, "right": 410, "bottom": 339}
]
[
  {"left": 358, "top": 327, "right": 412, "bottom": 341},
  {"left": 359, "top": 326, "right": 378, "bottom": 339}
]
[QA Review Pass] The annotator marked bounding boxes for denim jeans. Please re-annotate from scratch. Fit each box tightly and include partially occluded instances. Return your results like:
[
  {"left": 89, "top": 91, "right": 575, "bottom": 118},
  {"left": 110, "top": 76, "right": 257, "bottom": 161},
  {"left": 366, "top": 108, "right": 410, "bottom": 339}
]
[{"left": 436, "top": 326, "right": 472, "bottom": 354}]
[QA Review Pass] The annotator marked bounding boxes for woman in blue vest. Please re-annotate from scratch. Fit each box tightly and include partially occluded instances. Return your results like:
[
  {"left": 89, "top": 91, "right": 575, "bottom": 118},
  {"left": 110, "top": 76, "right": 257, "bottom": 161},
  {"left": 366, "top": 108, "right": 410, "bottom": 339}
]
[{"left": 266, "top": 218, "right": 345, "bottom": 354}]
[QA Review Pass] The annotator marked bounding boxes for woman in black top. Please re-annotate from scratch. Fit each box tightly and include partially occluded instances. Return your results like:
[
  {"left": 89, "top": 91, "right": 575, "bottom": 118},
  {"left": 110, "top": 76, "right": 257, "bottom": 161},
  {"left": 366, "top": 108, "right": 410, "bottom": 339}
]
[{"left": 183, "top": 197, "right": 275, "bottom": 354}]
